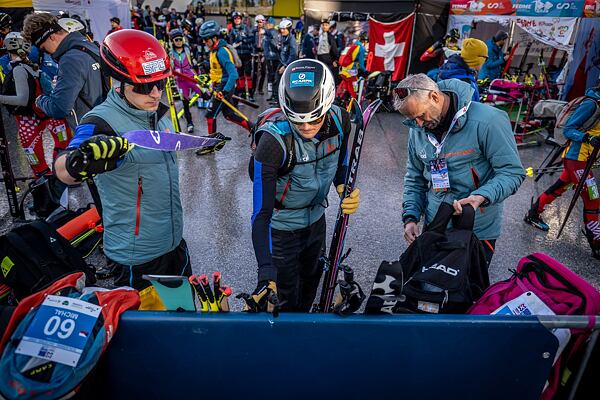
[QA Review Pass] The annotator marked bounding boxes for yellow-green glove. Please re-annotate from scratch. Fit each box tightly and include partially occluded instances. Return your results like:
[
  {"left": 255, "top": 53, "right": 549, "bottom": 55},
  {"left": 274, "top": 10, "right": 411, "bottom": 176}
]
[
  {"left": 337, "top": 184, "right": 361, "bottom": 215},
  {"left": 66, "top": 135, "right": 132, "bottom": 181}
]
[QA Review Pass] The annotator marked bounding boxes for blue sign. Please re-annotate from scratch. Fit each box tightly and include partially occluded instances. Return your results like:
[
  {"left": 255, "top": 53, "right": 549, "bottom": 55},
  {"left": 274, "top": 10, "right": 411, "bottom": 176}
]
[
  {"left": 289, "top": 71, "right": 315, "bottom": 87},
  {"left": 515, "top": 0, "right": 584, "bottom": 17},
  {"left": 16, "top": 295, "right": 101, "bottom": 367}
]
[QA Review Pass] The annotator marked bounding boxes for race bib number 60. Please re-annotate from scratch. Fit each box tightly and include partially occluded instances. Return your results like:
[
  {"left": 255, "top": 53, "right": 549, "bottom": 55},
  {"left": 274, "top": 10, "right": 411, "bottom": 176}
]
[{"left": 16, "top": 295, "right": 102, "bottom": 367}]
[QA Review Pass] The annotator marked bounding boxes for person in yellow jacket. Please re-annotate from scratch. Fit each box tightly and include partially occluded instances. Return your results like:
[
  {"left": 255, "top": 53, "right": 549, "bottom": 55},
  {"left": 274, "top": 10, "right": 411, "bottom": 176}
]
[{"left": 336, "top": 32, "right": 368, "bottom": 102}]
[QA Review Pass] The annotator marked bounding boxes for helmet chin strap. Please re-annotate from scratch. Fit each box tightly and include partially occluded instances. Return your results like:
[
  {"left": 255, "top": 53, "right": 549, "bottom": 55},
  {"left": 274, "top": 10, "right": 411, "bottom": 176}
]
[{"left": 119, "top": 81, "right": 143, "bottom": 111}]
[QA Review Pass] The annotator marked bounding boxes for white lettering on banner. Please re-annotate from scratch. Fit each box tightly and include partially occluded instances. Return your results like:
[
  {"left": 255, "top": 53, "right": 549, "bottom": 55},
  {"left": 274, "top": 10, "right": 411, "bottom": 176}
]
[
  {"left": 534, "top": 0, "right": 554, "bottom": 13},
  {"left": 374, "top": 31, "right": 405, "bottom": 71},
  {"left": 150, "top": 131, "right": 161, "bottom": 145}
]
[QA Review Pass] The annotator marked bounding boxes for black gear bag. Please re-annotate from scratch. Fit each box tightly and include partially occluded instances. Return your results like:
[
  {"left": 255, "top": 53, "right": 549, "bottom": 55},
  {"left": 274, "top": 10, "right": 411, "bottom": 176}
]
[
  {"left": 0, "top": 220, "right": 96, "bottom": 301},
  {"left": 365, "top": 202, "right": 490, "bottom": 314}
]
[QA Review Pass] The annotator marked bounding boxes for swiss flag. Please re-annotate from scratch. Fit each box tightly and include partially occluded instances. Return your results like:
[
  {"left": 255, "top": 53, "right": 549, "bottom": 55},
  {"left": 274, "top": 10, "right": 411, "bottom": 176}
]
[{"left": 367, "top": 14, "right": 415, "bottom": 81}]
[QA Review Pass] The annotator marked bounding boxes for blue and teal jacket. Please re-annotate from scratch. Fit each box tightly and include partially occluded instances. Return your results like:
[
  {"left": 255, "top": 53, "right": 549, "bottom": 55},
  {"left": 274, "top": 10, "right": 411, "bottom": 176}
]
[
  {"left": 229, "top": 23, "right": 253, "bottom": 56},
  {"left": 251, "top": 106, "right": 350, "bottom": 281},
  {"left": 479, "top": 38, "right": 504, "bottom": 81},
  {"left": 402, "top": 79, "right": 524, "bottom": 240},
  {"left": 562, "top": 88, "right": 600, "bottom": 162},
  {"left": 208, "top": 38, "right": 238, "bottom": 94},
  {"left": 68, "top": 89, "right": 182, "bottom": 266},
  {"left": 438, "top": 54, "right": 480, "bottom": 102}
]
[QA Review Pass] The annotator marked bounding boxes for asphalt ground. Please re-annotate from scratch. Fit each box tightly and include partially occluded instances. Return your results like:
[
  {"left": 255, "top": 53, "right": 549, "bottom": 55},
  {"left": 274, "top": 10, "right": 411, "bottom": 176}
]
[{"left": 1, "top": 94, "right": 598, "bottom": 311}]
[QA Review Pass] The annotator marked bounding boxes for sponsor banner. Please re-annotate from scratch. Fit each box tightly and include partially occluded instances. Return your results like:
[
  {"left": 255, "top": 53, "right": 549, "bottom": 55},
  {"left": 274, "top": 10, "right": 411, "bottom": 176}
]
[
  {"left": 514, "top": 16, "right": 577, "bottom": 48},
  {"left": 450, "top": 0, "right": 590, "bottom": 16}
]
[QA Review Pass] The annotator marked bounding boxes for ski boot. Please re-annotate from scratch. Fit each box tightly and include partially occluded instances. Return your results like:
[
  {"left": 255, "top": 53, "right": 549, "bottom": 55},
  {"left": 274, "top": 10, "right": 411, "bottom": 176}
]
[
  {"left": 584, "top": 224, "right": 600, "bottom": 260},
  {"left": 195, "top": 132, "right": 231, "bottom": 156},
  {"left": 524, "top": 205, "right": 549, "bottom": 231},
  {"left": 186, "top": 124, "right": 195, "bottom": 134}
]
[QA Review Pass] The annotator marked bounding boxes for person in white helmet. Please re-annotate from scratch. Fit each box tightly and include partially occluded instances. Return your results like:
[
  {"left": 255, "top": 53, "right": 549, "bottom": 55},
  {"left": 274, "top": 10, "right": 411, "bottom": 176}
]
[
  {"left": 244, "top": 59, "right": 359, "bottom": 312},
  {"left": 267, "top": 18, "right": 297, "bottom": 104}
]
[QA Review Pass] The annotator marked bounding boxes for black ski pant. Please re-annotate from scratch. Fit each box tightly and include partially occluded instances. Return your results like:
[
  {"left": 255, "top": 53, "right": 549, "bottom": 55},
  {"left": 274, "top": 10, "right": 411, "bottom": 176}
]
[
  {"left": 271, "top": 215, "right": 326, "bottom": 312},
  {"left": 112, "top": 239, "right": 192, "bottom": 291},
  {"left": 272, "top": 62, "right": 284, "bottom": 100},
  {"left": 251, "top": 53, "right": 266, "bottom": 96},
  {"left": 265, "top": 59, "right": 278, "bottom": 86},
  {"left": 182, "top": 97, "right": 193, "bottom": 126}
]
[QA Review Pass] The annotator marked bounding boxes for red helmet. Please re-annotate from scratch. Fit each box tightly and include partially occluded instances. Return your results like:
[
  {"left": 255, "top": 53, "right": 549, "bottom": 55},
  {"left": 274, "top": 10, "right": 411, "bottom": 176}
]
[{"left": 100, "top": 29, "right": 171, "bottom": 84}]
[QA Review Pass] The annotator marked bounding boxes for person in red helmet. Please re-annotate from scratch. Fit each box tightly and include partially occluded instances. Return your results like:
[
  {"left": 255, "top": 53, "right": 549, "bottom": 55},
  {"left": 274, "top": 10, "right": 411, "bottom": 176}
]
[{"left": 54, "top": 29, "right": 191, "bottom": 310}]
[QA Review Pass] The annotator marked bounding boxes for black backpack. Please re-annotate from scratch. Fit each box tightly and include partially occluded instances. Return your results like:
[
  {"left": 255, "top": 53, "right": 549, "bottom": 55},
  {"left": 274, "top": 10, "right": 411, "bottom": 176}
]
[
  {"left": 365, "top": 203, "right": 490, "bottom": 314},
  {"left": 0, "top": 221, "right": 96, "bottom": 301},
  {"left": 248, "top": 107, "right": 296, "bottom": 180},
  {"left": 0, "top": 63, "right": 40, "bottom": 115}
]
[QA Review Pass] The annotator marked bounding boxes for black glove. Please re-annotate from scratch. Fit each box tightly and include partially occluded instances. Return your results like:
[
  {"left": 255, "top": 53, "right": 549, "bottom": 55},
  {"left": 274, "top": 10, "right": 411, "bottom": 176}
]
[
  {"left": 587, "top": 135, "right": 600, "bottom": 148},
  {"left": 237, "top": 280, "right": 279, "bottom": 316},
  {"left": 66, "top": 135, "right": 131, "bottom": 181}
]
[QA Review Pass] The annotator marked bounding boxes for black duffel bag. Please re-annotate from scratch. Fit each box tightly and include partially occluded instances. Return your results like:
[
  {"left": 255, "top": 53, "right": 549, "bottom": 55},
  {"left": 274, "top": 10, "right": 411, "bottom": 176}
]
[
  {"left": 0, "top": 220, "right": 96, "bottom": 300},
  {"left": 365, "top": 202, "right": 490, "bottom": 314}
]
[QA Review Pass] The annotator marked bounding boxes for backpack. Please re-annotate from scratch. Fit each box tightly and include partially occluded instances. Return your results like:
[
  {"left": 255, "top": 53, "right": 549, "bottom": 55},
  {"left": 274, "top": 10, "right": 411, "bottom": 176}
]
[
  {"left": 468, "top": 253, "right": 600, "bottom": 400},
  {"left": 248, "top": 108, "right": 296, "bottom": 180},
  {"left": 0, "top": 272, "right": 140, "bottom": 399},
  {"left": 224, "top": 44, "right": 243, "bottom": 68},
  {"left": 339, "top": 43, "right": 358, "bottom": 68},
  {"left": 0, "top": 220, "right": 96, "bottom": 301},
  {"left": 1, "top": 63, "right": 42, "bottom": 116},
  {"left": 556, "top": 96, "right": 600, "bottom": 131},
  {"left": 365, "top": 203, "right": 490, "bottom": 314}
]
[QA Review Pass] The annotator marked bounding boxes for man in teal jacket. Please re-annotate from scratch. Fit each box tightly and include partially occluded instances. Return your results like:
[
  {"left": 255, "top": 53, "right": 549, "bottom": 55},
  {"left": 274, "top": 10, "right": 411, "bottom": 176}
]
[
  {"left": 394, "top": 74, "right": 524, "bottom": 263},
  {"left": 54, "top": 30, "right": 190, "bottom": 305}
]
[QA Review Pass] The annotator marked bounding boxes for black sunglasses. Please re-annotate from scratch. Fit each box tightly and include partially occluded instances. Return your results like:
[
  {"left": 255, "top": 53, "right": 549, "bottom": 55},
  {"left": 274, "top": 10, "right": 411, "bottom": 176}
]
[
  {"left": 132, "top": 80, "right": 166, "bottom": 95},
  {"left": 173, "top": 37, "right": 184, "bottom": 41},
  {"left": 393, "top": 87, "right": 433, "bottom": 101}
]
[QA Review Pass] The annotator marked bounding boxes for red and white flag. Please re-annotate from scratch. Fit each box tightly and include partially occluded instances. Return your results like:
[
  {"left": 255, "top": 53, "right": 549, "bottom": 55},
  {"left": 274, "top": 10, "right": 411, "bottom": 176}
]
[{"left": 367, "top": 14, "right": 415, "bottom": 81}]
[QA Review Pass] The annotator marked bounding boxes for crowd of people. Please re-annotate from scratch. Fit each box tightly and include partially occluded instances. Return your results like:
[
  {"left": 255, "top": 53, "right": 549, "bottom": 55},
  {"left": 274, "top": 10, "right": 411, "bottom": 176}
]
[{"left": 0, "top": 5, "right": 598, "bottom": 314}]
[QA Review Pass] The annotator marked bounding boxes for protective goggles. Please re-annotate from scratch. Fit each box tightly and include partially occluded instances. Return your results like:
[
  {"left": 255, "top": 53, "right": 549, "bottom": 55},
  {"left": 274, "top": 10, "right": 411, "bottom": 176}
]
[
  {"left": 172, "top": 36, "right": 184, "bottom": 42},
  {"left": 292, "top": 115, "right": 325, "bottom": 126},
  {"left": 393, "top": 87, "right": 433, "bottom": 101},
  {"left": 131, "top": 80, "right": 166, "bottom": 95}
]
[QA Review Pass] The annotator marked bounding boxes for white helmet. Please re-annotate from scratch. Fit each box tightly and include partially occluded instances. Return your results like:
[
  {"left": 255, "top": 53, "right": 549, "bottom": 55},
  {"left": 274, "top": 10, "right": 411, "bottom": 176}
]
[
  {"left": 278, "top": 19, "right": 292, "bottom": 30},
  {"left": 4, "top": 32, "right": 31, "bottom": 55},
  {"left": 255, "top": 14, "right": 265, "bottom": 23},
  {"left": 278, "top": 59, "right": 336, "bottom": 124},
  {"left": 58, "top": 18, "right": 85, "bottom": 33}
]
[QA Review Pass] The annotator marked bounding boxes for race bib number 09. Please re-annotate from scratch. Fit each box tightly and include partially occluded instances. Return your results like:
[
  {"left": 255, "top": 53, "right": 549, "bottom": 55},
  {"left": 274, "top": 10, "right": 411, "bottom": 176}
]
[{"left": 16, "top": 295, "right": 102, "bottom": 367}]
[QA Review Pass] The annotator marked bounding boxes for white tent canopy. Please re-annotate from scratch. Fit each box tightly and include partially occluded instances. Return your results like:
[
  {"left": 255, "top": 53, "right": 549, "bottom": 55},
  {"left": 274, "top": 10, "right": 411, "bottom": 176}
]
[{"left": 32, "top": 0, "right": 131, "bottom": 42}]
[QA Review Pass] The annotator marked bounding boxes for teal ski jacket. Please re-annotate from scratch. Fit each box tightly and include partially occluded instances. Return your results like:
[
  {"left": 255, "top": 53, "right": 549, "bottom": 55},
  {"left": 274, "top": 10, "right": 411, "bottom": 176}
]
[
  {"left": 402, "top": 79, "right": 524, "bottom": 240},
  {"left": 68, "top": 89, "right": 182, "bottom": 265}
]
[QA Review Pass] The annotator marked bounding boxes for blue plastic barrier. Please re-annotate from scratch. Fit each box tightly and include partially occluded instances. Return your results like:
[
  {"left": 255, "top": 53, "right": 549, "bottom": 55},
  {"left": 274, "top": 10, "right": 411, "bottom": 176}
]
[{"left": 100, "top": 312, "right": 560, "bottom": 399}]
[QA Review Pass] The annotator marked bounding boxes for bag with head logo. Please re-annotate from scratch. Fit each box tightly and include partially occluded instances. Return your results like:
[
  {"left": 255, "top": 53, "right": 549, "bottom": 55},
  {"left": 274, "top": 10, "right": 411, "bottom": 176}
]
[
  {"left": 0, "top": 272, "right": 140, "bottom": 399},
  {"left": 365, "top": 202, "right": 490, "bottom": 314}
]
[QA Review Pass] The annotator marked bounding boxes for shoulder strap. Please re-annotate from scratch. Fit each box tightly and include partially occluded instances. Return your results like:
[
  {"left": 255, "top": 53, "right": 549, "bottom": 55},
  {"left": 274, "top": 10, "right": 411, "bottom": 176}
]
[
  {"left": 73, "top": 46, "right": 110, "bottom": 100},
  {"left": 330, "top": 106, "right": 344, "bottom": 137},
  {"left": 581, "top": 96, "right": 600, "bottom": 132},
  {"left": 424, "top": 202, "right": 455, "bottom": 234}
]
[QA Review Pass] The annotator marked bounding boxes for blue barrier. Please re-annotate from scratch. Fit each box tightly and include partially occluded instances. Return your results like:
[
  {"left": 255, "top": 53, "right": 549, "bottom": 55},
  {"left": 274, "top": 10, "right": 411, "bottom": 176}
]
[{"left": 100, "top": 312, "right": 560, "bottom": 399}]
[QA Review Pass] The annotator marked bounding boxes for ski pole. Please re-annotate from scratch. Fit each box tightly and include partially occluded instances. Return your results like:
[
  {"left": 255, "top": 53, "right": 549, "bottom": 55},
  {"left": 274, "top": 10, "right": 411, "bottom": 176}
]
[
  {"left": 557, "top": 145, "right": 600, "bottom": 238},
  {"left": 176, "top": 93, "right": 201, "bottom": 119},
  {"left": 218, "top": 286, "right": 232, "bottom": 312},
  {"left": 189, "top": 275, "right": 209, "bottom": 312},
  {"left": 199, "top": 274, "right": 220, "bottom": 312},
  {"left": 212, "top": 272, "right": 221, "bottom": 301}
]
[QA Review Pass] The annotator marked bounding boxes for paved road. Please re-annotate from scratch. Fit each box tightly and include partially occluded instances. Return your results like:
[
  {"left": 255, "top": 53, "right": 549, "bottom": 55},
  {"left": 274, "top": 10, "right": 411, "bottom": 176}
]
[{"left": 1, "top": 97, "right": 598, "bottom": 311}]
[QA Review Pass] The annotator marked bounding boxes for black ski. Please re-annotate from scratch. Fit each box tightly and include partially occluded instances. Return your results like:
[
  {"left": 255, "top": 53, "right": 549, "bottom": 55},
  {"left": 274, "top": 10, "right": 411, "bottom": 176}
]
[{"left": 316, "top": 99, "right": 382, "bottom": 313}]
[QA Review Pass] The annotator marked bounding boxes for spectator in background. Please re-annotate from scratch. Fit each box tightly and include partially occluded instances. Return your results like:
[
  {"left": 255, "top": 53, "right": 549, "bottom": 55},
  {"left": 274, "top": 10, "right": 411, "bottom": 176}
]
[
  {"left": 268, "top": 19, "right": 297, "bottom": 105},
  {"left": 438, "top": 38, "right": 487, "bottom": 102},
  {"left": 107, "top": 17, "right": 122, "bottom": 36},
  {"left": 0, "top": 13, "right": 13, "bottom": 75},
  {"left": 263, "top": 17, "right": 279, "bottom": 96},
  {"left": 301, "top": 24, "right": 318, "bottom": 59},
  {"left": 329, "top": 21, "right": 344, "bottom": 50},
  {"left": 22, "top": 12, "right": 106, "bottom": 129},
  {"left": 479, "top": 30, "right": 508, "bottom": 81},
  {"left": 317, "top": 18, "right": 339, "bottom": 82}
]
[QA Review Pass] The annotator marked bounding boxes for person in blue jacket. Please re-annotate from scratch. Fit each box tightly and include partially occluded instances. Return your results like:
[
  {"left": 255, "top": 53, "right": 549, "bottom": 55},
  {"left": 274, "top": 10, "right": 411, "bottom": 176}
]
[
  {"left": 479, "top": 31, "right": 508, "bottom": 81},
  {"left": 263, "top": 17, "right": 279, "bottom": 95},
  {"left": 199, "top": 20, "right": 252, "bottom": 155},
  {"left": 268, "top": 19, "right": 297, "bottom": 105},
  {"left": 438, "top": 38, "right": 488, "bottom": 102},
  {"left": 301, "top": 25, "right": 318, "bottom": 59},
  {"left": 394, "top": 73, "right": 524, "bottom": 265},
  {"left": 22, "top": 12, "right": 105, "bottom": 129}
]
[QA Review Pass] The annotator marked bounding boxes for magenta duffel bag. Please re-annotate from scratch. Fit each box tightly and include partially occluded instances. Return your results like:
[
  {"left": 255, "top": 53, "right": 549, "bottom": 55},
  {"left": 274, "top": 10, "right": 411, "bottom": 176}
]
[{"left": 469, "top": 253, "right": 600, "bottom": 399}]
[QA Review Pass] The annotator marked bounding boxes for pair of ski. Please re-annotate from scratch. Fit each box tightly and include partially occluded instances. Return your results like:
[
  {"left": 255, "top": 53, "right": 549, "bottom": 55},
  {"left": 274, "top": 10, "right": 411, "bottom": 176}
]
[{"left": 189, "top": 272, "right": 232, "bottom": 312}]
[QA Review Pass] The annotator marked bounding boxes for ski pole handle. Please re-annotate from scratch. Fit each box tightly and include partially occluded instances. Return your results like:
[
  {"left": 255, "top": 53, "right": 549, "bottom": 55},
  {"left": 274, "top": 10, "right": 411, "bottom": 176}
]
[
  {"left": 189, "top": 275, "right": 209, "bottom": 312},
  {"left": 212, "top": 272, "right": 221, "bottom": 302},
  {"left": 200, "top": 275, "right": 220, "bottom": 312},
  {"left": 218, "top": 286, "right": 232, "bottom": 312}
]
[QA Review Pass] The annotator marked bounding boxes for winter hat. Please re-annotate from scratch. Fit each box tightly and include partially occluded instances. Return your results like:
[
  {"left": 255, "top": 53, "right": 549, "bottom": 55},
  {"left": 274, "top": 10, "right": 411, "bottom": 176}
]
[{"left": 461, "top": 38, "right": 488, "bottom": 68}]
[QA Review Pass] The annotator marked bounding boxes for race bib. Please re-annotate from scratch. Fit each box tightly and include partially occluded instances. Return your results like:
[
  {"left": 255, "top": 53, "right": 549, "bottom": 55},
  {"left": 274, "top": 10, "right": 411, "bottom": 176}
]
[
  {"left": 24, "top": 148, "right": 39, "bottom": 166},
  {"left": 16, "top": 295, "right": 102, "bottom": 367},
  {"left": 430, "top": 158, "right": 450, "bottom": 192},
  {"left": 55, "top": 124, "right": 67, "bottom": 142}
]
